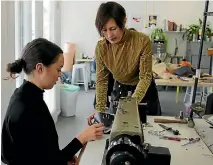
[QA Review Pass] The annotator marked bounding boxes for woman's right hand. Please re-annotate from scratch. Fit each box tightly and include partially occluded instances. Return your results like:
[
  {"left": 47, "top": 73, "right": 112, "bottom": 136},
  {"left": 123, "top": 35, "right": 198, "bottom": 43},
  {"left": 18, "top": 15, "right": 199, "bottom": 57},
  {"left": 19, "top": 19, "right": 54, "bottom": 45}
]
[
  {"left": 67, "top": 156, "right": 79, "bottom": 165},
  {"left": 76, "top": 123, "right": 104, "bottom": 145}
]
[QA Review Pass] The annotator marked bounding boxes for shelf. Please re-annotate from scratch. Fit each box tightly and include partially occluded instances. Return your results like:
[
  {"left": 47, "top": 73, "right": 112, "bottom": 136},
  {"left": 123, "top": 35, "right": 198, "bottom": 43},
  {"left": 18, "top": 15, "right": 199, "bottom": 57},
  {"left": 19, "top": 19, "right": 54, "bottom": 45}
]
[
  {"left": 188, "top": 41, "right": 213, "bottom": 43},
  {"left": 164, "top": 31, "right": 186, "bottom": 33}
]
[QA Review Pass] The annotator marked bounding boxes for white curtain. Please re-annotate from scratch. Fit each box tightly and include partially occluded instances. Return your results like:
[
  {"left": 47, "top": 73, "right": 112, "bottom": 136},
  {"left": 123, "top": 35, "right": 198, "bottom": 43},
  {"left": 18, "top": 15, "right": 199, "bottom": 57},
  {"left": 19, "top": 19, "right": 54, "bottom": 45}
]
[
  {"left": 1, "top": 1, "right": 16, "bottom": 124},
  {"left": 15, "top": 0, "right": 62, "bottom": 123},
  {"left": 15, "top": 1, "right": 32, "bottom": 88},
  {"left": 44, "top": 83, "right": 61, "bottom": 123},
  {"left": 43, "top": 1, "right": 62, "bottom": 123}
]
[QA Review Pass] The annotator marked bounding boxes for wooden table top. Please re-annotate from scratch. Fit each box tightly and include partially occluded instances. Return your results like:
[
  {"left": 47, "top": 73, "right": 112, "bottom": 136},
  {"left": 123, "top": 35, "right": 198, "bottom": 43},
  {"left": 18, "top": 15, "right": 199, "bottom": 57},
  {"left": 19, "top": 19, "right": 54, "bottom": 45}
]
[{"left": 155, "top": 77, "right": 213, "bottom": 87}]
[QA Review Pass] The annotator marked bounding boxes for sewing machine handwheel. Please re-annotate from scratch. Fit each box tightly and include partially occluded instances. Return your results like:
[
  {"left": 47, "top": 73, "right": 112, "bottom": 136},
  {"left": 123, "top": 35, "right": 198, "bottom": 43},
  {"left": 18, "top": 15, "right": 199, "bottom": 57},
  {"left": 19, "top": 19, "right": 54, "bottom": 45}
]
[{"left": 109, "top": 151, "right": 137, "bottom": 165}]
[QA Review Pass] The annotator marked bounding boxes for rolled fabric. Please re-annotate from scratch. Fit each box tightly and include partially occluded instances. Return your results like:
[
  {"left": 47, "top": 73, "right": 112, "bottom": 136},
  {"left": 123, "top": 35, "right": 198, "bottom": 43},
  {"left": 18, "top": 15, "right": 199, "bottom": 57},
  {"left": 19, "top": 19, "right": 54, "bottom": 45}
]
[{"left": 62, "top": 42, "right": 76, "bottom": 72}]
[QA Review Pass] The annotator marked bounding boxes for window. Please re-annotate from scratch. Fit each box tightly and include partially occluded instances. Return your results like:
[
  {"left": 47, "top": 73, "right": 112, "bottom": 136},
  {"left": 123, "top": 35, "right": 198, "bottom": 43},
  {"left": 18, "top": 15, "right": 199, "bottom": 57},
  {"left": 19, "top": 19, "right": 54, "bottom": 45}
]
[
  {"left": 43, "top": 1, "right": 50, "bottom": 40},
  {"left": 14, "top": 0, "right": 51, "bottom": 87},
  {"left": 32, "top": 0, "right": 35, "bottom": 39}
]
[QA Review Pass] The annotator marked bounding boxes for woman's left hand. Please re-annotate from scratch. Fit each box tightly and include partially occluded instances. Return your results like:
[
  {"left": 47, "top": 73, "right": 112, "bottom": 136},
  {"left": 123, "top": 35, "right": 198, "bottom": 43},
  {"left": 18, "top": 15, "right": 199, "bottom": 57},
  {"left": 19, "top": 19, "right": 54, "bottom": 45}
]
[{"left": 67, "top": 156, "right": 79, "bottom": 165}]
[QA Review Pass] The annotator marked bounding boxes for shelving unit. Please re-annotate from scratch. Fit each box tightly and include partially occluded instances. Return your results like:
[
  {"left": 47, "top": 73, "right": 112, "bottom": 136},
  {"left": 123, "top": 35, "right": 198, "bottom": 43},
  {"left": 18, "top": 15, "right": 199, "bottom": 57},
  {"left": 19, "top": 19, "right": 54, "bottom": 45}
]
[
  {"left": 164, "top": 31, "right": 186, "bottom": 33},
  {"left": 186, "top": 41, "right": 213, "bottom": 74},
  {"left": 189, "top": 0, "right": 213, "bottom": 127}
]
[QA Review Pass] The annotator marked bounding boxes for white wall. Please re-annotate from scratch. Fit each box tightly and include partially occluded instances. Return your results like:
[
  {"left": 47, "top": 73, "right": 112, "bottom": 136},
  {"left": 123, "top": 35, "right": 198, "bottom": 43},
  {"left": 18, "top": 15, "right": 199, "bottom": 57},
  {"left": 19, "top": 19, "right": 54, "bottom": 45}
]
[
  {"left": 49, "top": 1, "right": 62, "bottom": 46},
  {"left": 61, "top": 1, "right": 213, "bottom": 58},
  {"left": 1, "top": 1, "right": 16, "bottom": 124},
  {"left": 61, "top": 1, "right": 101, "bottom": 57}
]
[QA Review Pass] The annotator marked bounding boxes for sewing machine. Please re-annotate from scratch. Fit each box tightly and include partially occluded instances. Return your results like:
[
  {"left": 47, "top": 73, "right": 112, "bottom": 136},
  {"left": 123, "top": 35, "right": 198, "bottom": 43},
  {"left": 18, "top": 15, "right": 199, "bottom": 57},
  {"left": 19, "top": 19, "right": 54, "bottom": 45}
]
[{"left": 102, "top": 97, "right": 171, "bottom": 165}]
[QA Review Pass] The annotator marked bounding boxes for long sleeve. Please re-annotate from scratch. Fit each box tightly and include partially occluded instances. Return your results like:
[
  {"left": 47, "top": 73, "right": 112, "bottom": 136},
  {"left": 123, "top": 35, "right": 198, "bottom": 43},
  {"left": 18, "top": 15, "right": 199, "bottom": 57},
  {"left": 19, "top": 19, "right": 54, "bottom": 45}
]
[
  {"left": 3, "top": 103, "right": 83, "bottom": 165},
  {"left": 95, "top": 43, "right": 109, "bottom": 112},
  {"left": 61, "top": 138, "right": 83, "bottom": 163},
  {"left": 132, "top": 36, "right": 152, "bottom": 103},
  {"left": 1, "top": 80, "right": 84, "bottom": 165},
  {"left": 10, "top": 113, "right": 82, "bottom": 165}
]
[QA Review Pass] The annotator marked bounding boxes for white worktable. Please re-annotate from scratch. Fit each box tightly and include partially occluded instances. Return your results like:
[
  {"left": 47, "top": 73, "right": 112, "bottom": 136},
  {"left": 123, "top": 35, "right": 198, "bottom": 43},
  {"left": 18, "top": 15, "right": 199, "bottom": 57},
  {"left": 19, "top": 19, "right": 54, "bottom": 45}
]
[
  {"left": 194, "top": 117, "right": 213, "bottom": 153},
  {"left": 79, "top": 116, "right": 213, "bottom": 165}
]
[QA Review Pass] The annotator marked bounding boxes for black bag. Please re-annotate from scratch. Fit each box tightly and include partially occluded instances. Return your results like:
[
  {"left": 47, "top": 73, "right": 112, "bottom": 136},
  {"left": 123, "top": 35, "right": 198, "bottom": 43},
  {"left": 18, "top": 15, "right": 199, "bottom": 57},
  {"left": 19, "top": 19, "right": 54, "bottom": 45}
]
[
  {"left": 110, "top": 79, "right": 162, "bottom": 118},
  {"left": 205, "top": 93, "right": 213, "bottom": 114},
  {"left": 174, "top": 66, "right": 195, "bottom": 77}
]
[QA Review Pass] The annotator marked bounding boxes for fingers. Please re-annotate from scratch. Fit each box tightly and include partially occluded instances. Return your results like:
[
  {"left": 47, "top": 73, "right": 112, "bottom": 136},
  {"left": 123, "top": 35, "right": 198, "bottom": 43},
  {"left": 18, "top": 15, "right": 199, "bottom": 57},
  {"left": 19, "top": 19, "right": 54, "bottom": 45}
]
[
  {"left": 72, "top": 156, "right": 78, "bottom": 161},
  {"left": 87, "top": 112, "right": 95, "bottom": 126},
  {"left": 94, "top": 125, "right": 104, "bottom": 138},
  {"left": 92, "top": 134, "right": 103, "bottom": 141},
  {"left": 95, "top": 135, "right": 103, "bottom": 140},
  {"left": 73, "top": 156, "right": 79, "bottom": 165},
  {"left": 67, "top": 156, "right": 79, "bottom": 165},
  {"left": 87, "top": 124, "right": 104, "bottom": 141},
  {"left": 87, "top": 119, "right": 92, "bottom": 126},
  {"left": 96, "top": 131, "right": 104, "bottom": 136},
  {"left": 67, "top": 161, "right": 75, "bottom": 165},
  {"left": 93, "top": 123, "right": 104, "bottom": 128},
  {"left": 87, "top": 117, "right": 93, "bottom": 126},
  {"left": 91, "top": 112, "right": 96, "bottom": 116},
  {"left": 92, "top": 124, "right": 104, "bottom": 135},
  {"left": 95, "top": 126, "right": 105, "bottom": 133},
  {"left": 89, "top": 112, "right": 95, "bottom": 119}
]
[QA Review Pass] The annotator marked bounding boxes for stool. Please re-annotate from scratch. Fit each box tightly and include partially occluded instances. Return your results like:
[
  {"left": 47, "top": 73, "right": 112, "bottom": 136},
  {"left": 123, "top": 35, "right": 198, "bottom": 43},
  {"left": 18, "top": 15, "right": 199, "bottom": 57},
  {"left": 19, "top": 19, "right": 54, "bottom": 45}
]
[
  {"left": 202, "top": 87, "right": 212, "bottom": 102},
  {"left": 183, "top": 86, "right": 210, "bottom": 103},
  {"left": 170, "top": 56, "right": 183, "bottom": 64},
  {"left": 72, "top": 63, "right": 88, "bottom": 92}
]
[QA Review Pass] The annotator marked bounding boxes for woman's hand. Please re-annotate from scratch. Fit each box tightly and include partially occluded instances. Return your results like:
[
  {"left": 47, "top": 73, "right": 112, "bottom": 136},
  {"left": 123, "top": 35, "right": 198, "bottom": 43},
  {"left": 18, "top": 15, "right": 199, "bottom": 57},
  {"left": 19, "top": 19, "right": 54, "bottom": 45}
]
[
  {"left": 87, "top": 112, "right": 96, "bottom": 126},
  {"left": 76, "top": 123, "right": 104, "bottom": 145},
  {"left": 67, "top": 156, "right": 79, "bottom": 165}
]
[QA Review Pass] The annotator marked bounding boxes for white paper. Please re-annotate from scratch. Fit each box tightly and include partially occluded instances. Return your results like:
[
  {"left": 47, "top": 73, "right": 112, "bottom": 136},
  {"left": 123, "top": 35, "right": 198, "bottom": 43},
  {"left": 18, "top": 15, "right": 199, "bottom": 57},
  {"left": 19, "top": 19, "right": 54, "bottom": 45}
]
[{"left": 127, "top": 14, "right": 143, "bottom": 32}]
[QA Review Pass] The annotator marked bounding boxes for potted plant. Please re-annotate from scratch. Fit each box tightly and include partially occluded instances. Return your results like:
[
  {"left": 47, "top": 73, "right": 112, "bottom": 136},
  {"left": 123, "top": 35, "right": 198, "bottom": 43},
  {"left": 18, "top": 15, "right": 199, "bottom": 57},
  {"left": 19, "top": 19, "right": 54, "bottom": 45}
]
[
  {"left": 211, "top": 33, "right": 213, "bottom": 42},
  {"left": 183, "top": 19, "right": 212, "bottom": 41},
  {"left": 151, "top": 28, "right": 168, "bottom": 52},
  {"left": 151, "top": 28, "right": 166, "bottom": 41},
  {"left": 205, "top": 25, "right": 212, "bottom": 41},
  {"left": 199, "top": 19, "right": 212, "bottom": 41},
  {"left": 184, "top": 24, "right": 200, "bottom": 41}
]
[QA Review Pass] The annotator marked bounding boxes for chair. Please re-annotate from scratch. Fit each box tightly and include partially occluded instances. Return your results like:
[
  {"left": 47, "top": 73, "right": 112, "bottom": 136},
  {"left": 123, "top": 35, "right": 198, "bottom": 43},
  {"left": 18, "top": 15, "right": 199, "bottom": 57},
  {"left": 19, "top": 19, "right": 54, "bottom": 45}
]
[
  {"left": 71, "top": 63, "right": 89, "bottom": 92},
  {"left": 183, "top": 86, "right": 211, "bottom": 103},
  {"left": 61, "top": 42, "right": 88, "bottom": 92}
]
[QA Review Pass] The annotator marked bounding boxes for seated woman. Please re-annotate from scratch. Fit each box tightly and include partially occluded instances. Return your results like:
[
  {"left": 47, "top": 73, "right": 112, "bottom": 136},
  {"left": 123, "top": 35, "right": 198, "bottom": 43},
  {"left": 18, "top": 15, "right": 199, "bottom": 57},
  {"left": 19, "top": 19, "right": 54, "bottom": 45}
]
[{"left": 1, "top": 38, "right": 104, "bottom": 165}]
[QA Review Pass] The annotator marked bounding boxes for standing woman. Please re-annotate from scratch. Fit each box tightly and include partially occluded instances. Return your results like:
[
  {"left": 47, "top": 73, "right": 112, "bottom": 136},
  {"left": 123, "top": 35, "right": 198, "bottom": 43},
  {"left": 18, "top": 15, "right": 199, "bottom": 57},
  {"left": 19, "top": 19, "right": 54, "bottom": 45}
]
[
  {"left": 88, "top": 1, "right": 161, "bottom": 126},
  {"left": 1, "top": 38, "right": 104, "bottom": 165}
]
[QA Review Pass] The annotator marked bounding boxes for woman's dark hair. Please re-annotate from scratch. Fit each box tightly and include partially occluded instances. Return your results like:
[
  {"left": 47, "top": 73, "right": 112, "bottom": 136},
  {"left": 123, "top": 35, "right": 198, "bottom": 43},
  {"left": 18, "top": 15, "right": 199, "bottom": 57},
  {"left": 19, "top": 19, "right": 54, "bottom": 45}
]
[
  {"left": 129, "top": 28, "right": 136, "bottom": 31},
  {"left": 95, "top": 1, "right": 126, "bottom": 36},
  {"left": 6, "top": 38, "right": 63, "bottom": 78}
]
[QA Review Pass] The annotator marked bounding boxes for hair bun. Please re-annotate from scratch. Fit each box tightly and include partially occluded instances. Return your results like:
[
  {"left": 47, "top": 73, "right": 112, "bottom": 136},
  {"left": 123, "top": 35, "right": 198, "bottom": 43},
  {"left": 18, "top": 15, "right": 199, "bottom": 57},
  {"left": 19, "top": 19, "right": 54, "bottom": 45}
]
[{"left": 6, "top": 59, "right": 25, "bottom": 74}]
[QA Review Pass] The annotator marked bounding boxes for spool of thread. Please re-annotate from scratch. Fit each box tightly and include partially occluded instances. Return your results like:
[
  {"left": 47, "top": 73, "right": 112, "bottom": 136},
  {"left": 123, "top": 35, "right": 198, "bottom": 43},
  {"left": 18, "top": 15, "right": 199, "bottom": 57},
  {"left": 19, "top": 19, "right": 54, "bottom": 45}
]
[
  {"left": 127, "top": 91, "right": 132, "bottom": 97},
  {"left": 179, "top": 111, "right": 183, "bottom": 119}
]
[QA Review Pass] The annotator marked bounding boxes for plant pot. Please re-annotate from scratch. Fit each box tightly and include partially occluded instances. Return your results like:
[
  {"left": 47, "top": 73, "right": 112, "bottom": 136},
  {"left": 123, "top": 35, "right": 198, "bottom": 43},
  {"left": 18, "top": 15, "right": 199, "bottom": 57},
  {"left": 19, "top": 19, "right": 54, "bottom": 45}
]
[
  {"left": 193, "top": 34, "right": 197, "bottom": 41},
  {"left": 206, "top": 37, "right": 209, "bottom": 41}
]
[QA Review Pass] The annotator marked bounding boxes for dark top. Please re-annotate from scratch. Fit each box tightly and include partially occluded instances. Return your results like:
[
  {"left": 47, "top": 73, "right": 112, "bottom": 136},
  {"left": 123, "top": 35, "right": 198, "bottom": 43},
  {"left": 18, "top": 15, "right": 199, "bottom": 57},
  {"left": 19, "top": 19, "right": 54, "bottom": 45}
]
[{"left": 1, "top": 80, "right": 83, "bottom": 165}]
